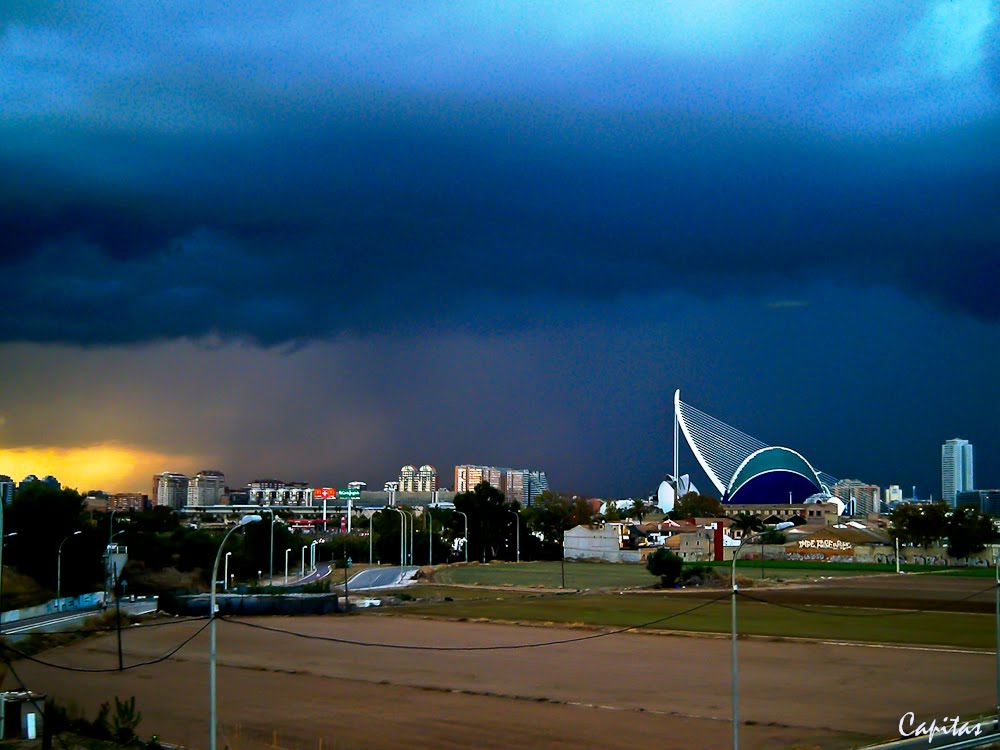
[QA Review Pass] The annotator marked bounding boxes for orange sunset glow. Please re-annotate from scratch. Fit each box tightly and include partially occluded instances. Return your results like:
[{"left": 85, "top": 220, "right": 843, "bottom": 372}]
[{"left": 0, "top": 443, "right": 206, "bottom": 494}]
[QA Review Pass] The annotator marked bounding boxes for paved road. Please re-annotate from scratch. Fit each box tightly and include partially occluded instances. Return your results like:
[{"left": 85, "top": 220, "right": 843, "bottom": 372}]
[
  {"left": 285, "top": 561, "right": 333, "bottom": 586},
  {"left": 343, "top": 566, "right": 418, "bottom": 590},
  {"left": 0, "top": 599, "right": 158, "bottom": 636}
]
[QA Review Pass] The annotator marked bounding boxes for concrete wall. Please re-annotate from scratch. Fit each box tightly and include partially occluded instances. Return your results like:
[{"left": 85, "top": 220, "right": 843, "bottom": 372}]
[{"left": 1, "top": 591, "right": 105, "bottom": 625}]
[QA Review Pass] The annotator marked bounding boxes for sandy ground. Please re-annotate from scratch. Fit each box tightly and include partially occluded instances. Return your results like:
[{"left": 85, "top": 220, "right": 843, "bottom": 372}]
[{"left": 10, "top": 611, "right": 996, "bottom": 750}]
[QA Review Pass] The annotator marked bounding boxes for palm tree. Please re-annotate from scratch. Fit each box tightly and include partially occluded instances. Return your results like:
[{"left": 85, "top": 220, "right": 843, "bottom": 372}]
[{"left": 730, "top": 512, "right": 764, "bottom": 540}]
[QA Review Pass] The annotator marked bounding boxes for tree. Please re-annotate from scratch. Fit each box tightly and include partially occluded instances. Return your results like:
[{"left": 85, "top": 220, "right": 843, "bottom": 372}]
[
  {"left": 889, "top": 503, "right": 949, "bottom": 548},
  {"left": 646, "top": 548, "right": 683, "bottom": 587},
  {"left": 523, "top": 492, "right": 599, "bottom": 559},
  {"left": 945, "top": 506, "right": 996, "bottom": 558},
  {"left": 5, "top": 483, "right": 103, "bottom": 595},
  {"left": 602, "top": 502, "right": 623, "bottom": 522},
  {"left": 670, "top": 492, "right": 724, "bottom": 520},
  {"left": 454, "top": 482, "right": 520, "bottom": 562},
  {"left": 757, "top": 529, "right": 787, "bottom": 545},
  {"left": 730, "top": 512, "right": 764, "bottom": 538},
  {"left": 630, "top": 498, "right": 646, "bottom": 523}
]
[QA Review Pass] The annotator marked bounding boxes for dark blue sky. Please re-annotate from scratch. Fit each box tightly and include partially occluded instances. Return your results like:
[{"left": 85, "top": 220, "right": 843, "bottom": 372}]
[{"left": 1, "top": 1, "right": 998, "bottom": 496}]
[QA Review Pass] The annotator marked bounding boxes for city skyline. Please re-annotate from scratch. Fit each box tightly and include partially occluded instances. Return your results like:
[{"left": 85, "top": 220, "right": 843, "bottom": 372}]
[{"left": 1, "top": 2, "right": 998, "bottom": 499}]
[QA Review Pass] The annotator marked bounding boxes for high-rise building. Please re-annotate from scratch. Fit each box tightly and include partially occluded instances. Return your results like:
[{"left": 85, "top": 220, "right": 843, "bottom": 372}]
[
  {"left": 455, "top": 464, "right": 549, "bottom": 507},
  {"left": 153, "top": 472, "right": 189, "bottom": 509},
  {"left": 886, "top": 485, "right": 903, "bottom": 505},
  {"left": 506, "top": 469, "right": 549, "bottom": 507},
  {"left": 18, "top": 474, "right": 60, "bottom": 490},
  {"left": 0, "top": 475, "right": 14, "bottom": 506},
  {"left": 830, "top": 479, "right": 881, "bottom": 516},
  {"left": 399, "top": 465, "right": 437, "bottom": 493},
  {"left": 942, "top": 438, "right": 974, "bottom": 507},
  {"left": 187, "top": 470, "right": 226, "bottom": 507}
]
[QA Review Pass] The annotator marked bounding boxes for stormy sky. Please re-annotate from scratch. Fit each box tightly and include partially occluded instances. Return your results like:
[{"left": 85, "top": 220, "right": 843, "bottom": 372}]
[{"left": 2, "top": 1, "right": 998, "bottom": 497}]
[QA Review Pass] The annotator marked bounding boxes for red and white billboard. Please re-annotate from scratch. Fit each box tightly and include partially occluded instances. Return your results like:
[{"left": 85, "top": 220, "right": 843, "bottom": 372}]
[{"left": 314, "top": 487, "right": 337, "bottom": 500}]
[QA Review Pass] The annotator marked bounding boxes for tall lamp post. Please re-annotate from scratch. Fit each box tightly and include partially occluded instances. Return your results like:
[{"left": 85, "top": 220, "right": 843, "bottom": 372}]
[
  {"left": 731, "top": 521, "right": 795, "bottom": 750},
  {"left": 507, "top": 509, "right": 520, "bottom": 563},
  {"left": 57, "top": 531, "right": 82, "bottom": 612},
  {"left": 390, "top": 508, "right": 406, "bottom": 566},
  {"left": 285, "top": 548, "right": 291, "bottom": 584},
  {"left": 310, "top": 540, "right": 318, "bottom": 572},
  {"left": 300, "top": 545, "right": 307, "bottom": 578},
  {"left": 455, "top": 510, "right": 469, "bottom": 563},
  {"left": 209, "top": 514, "right": 261, "bottom": 750},
  {"left": 426, "top": 509, "right": 433, "bottom": 566},
  {"left": 264, "top": 508, "right": 275, "bottom": 586},
  {"left": 223, "top": 552, "right": 232, "bottom": 591}
]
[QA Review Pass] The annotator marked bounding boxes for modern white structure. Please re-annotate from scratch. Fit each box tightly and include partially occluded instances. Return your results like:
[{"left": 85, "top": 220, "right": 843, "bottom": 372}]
[
  {"left": 886, "top": 485, "right": 903, "bottom": 505},
  {"left": 942, "top": 438, "right": 974, "bottom": 507},
  {"left": 656, "top": 474, "right": 698, "bottom": 512},
  {"left": 673, "top": 390, "right": 837, "bottom": 505}
]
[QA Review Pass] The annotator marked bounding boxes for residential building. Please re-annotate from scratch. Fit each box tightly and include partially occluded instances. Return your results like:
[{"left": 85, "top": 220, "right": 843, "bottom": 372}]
[
  {"left": 830, "top": 479, "right": 881, "bottom": 516},
  {"left": 455, "top": 465, "right": 506, "bottom": 494},
  {"left": 187, "top": 470, "right": 226, "bottom": 507},
  {"left": 942, "top": 438, "right": 974, "bottom": 507},
  {"left": 248, "top": 479, "right": 313, "bottom": 506},
  {"left": 0, "top": 475, "right": 14, "bottom": 506},
  {"left": 454, "top": 464, "right": 549, "bottom": 506},
  {"left": 727, "top": 502, "right": 840, "bottom": 526},
  {"left": 400, "top": 465, "right": 437, "bottom": 493},
  {"left": 153, "top": 472, "right": 189, "bottom": 510},
  {"left": 109, "top": 493, "right": 149, "bottom": 512},
  {"left": 506, "top": 469, "right": 549, "bottom": 507}
]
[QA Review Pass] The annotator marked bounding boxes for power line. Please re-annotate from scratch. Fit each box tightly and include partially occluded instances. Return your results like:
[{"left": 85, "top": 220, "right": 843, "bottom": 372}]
[
  {"left": 735, "top": 581, "right": 998, "bottom": 618},
  {"left": 220, "top": 592, "right": 731, "bottom": 651},
  {"left": 0, "top": 617, "right": 212, "bottom": 673}
]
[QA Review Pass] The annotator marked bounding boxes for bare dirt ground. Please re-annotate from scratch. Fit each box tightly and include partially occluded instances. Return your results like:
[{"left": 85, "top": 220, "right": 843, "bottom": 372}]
[{"left": 10, "top": 612, "right": 995, "bottom": 750}]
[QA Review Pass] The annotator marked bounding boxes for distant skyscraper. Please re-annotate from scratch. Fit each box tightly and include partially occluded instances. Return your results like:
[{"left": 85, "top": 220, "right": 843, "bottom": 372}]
[
  {"left": 0, "top": 475, "right": 14, "bottom": 506},
  {"left": 942, "top": 438, "right": 974, "bottom": 507},
  {"left": 886, "top": 485, "right": 903, "bottom": 505},
  {"left": 153, "top": 472, "right": 189, "bottom": 509}
]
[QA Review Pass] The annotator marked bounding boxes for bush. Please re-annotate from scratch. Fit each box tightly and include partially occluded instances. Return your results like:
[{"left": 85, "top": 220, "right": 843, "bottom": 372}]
[{"left": 646, "top": 548, "right": 684, "bottom": 587}]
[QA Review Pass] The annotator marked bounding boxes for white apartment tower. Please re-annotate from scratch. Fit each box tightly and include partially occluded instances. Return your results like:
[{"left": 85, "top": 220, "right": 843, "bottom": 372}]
[{"left": 942, "top": 438, "right": 974, "bottom": 507}]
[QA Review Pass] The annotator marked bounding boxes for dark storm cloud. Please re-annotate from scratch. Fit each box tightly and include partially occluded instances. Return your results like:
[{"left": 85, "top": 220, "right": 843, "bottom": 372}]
[{"left": 1, "top": 1, "right": 998, "bottom": 345}]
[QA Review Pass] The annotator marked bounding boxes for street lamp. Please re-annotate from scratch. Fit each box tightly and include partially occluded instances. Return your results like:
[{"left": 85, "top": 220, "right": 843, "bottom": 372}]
[
  {"left": 223, "top": 552, "right": 232, "bottom": 591},
  {"left": 508, "top": 508, "right": 520, "bottom": 563},
  {"left": 263, "top": 507, "right": 275, "bottom": 586},
  {"left": 209, "top": 514, "right": 261, "bottom": 750},
  {"left": 426, "top": 509, "right": 433, "bottom": 566},
  {"left": 285, "top": 548, "right": 291, "bottom": 584},
  {"left": 455, "top": 510, "right": 469, "bottom": 563},
  {"left": 731, "top": 521, "right": 796, "bottom": 750},
  {"left": 56, "top": 531, "right": 82, "bottom": 612},
  {"left": 390, "top": 508, "right": 406, "bottom": 566},
  {"left": 310, "top": 540, "right": 318, "bottom": 571},
  {"left": 300, "top": 545, "right": 307, "bottom": 578}
]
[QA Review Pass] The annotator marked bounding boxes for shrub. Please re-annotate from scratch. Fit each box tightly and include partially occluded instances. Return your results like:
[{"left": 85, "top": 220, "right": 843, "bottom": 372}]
[{"left": 646, "top": 548, "right": 684, "bottom": 587}]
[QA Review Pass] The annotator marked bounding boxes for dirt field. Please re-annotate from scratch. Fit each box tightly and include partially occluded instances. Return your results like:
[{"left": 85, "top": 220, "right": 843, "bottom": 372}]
[{"left": 10, "top": 612, "right": 996, "bottom": 750}]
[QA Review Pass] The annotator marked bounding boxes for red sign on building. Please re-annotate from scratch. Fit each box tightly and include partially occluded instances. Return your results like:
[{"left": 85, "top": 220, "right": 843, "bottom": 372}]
[{"left": 314, "top": 487, "right": 337, "bottom": 500}]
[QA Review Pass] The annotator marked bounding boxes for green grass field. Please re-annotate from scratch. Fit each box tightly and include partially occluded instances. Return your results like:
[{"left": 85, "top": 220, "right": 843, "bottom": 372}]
[
  {"left": 429, "top": 560, "right": 892, "bottom": 589},
  {"left": 392, "top": 589, "right": 997, "bottom": 649}
]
